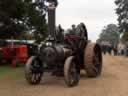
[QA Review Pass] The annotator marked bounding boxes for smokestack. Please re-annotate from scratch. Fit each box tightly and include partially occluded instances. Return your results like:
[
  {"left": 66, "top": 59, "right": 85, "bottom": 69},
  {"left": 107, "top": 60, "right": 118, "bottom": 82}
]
[{"left": 48, "top": 3, "right": 56, "bottom": 39}]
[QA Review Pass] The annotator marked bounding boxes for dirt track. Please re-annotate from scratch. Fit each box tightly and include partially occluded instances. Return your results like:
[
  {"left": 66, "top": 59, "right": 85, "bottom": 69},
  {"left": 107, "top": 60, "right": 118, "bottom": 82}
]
[{"left": 0, "top": 55, "right": 128, "bottom": 96}]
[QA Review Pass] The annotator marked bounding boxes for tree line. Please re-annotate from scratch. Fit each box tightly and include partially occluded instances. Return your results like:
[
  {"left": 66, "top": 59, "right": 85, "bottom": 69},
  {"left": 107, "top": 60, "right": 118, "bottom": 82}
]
[
  {"left": 0, "top": 0, "right": 47, "bottom": 42},
  {"left": 97, "top": 0, "right": 128, "bottom": 46}
]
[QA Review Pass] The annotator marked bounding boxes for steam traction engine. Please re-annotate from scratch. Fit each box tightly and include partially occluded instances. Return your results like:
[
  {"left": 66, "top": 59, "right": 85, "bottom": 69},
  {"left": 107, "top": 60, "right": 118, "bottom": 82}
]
[{"left": 25, "top": 0, "right": 102, "bottom": 87}]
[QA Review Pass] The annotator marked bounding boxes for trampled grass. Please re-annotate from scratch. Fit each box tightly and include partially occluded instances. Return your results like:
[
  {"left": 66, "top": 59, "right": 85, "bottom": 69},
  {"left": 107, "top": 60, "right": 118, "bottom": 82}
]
[{"left": 0, "top": 65, "right": 24, "bottom": 79}]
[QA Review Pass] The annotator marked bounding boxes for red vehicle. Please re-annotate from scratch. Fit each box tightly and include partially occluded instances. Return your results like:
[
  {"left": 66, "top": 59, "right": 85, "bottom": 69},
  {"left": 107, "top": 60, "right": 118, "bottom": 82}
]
[{"left": 0, "top": 40, "right": 28, "bottom": 67}]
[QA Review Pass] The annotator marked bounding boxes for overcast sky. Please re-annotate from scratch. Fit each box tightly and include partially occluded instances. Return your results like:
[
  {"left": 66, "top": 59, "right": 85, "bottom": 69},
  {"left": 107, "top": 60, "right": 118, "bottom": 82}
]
[{"left": 56, "top": 0, "right": 118, "bottom": 42}]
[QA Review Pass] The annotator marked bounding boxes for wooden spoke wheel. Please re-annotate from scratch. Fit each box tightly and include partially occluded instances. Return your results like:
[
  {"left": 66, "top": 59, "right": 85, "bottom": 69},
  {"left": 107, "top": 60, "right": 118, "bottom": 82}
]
[{"left": 25, "top": 56, "right": 43, "bottom": 84}]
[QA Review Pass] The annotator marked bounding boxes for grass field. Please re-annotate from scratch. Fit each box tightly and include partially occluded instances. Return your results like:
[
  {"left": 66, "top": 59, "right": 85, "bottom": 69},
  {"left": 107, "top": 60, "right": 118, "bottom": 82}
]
[{"left": 0, "top": 65, "right": 24, "bottom": 79}]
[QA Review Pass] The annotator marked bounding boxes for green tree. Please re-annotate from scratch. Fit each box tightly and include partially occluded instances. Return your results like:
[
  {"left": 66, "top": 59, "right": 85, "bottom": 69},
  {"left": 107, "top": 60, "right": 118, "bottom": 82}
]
[
  {"left": 23, "top": 0, "right": 47, "bottom": 42},
  {"left": 0, "top": 0, "right": 26, "bottom": 38},
  {"left": 121, "top": 32, "right": 128, "bottom": 42},
  {"left": 115, "top": 0, "right": 128, "bottom": 42},
  {"left": 0, "top": 0, "right": 47, "bottom": 42},
  {"left": 97, "top": 24, "right": 120, "bottom": 46}
]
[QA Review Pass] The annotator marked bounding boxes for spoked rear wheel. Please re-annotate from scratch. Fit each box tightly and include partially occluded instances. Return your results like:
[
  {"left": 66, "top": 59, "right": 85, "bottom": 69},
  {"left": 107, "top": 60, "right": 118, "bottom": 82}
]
[
  {"left": 25, "top": 56, "right": 43, "bottom": 84},
  {"left": 84, "top": 43, "right": 102, "bottom": 77},
  {"left": 64, "top": 56, "right": 80, "bottom": 87}
]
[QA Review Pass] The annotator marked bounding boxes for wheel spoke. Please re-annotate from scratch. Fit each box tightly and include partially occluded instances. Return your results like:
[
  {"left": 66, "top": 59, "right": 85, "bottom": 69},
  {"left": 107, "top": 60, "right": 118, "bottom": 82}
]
[
  {"left": 35, "top": 74, "right": 39, "bottom": 80},
  {"left": 31, "top": 74, "right": 36, "bottom": 82},
  {"left": 93, "top": 49, "right": 102, "bottom": 74},
  {"left": 70, "top": 63, "right": 77, "bottom": 84},
  {"left": 91, "top": 64, "right": 98, "bottom": 73}
]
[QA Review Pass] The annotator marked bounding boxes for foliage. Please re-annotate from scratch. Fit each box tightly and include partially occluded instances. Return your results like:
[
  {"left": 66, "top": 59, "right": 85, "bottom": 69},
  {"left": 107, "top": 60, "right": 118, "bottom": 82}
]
[
  {"left": 115, "top": 0, "right": 128, "bottom": 42},
  {"left": 115, "top": 0, "right": 128, "bottom": 32},
  {"left": 0, "top": 0, "right": 26, "bottom": 38},
  {"left": 121, "top": 32, "right": 128, "bottom": 42},
  {"left": 97, "top": 24, "right": 120, "bottom": 46},
  {"left": 19, "top": 32, "right": 34, "bottom": 40},
  {"left": 23, "top": 0, "right": 47, "bottom": 42},
  {"left": 0, "top": 0, "right": 47, "bottom": 42}
]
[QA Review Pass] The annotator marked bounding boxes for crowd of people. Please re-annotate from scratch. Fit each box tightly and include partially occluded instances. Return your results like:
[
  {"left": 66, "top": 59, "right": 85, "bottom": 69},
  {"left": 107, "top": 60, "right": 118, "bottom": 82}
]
[
  {"left": 101, "top": 44, "right": 128, "bottom": 56},
  {"left": 101, "top": 45, "right": 117, "bottom": 56}
]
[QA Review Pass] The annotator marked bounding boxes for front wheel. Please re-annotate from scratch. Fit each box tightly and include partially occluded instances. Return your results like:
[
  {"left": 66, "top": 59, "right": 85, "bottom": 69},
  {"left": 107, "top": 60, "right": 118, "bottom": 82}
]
[
  {"left": 64, "top": 56, "right": 80, "bottom": 87},
  {"left": 25, "top": 56, "right": 43, "bottom": 84}
]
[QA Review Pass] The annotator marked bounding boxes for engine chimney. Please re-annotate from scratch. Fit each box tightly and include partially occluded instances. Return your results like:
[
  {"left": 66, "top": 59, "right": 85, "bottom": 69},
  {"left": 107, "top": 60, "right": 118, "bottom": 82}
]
[{"left": 48, "top": 3, "right": 56, "bottom": 39}]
